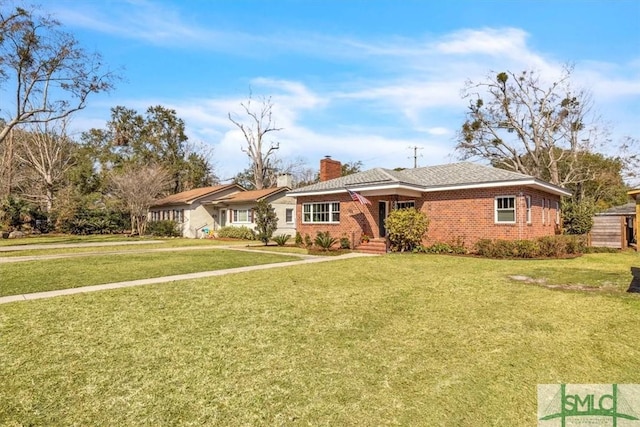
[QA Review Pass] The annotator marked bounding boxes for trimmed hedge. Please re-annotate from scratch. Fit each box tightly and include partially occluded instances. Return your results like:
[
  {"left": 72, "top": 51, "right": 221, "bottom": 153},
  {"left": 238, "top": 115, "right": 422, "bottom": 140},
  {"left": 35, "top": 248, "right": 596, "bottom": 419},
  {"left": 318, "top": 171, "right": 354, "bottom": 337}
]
[
  {"left": 217, "top": 226, "right": 256, "bottom": 240},
  {"left": 474, "top": 235, "right": 587, "bottom": 258},
  {"left": 146, "top": 220, "right": 181, "bottom": 237}
]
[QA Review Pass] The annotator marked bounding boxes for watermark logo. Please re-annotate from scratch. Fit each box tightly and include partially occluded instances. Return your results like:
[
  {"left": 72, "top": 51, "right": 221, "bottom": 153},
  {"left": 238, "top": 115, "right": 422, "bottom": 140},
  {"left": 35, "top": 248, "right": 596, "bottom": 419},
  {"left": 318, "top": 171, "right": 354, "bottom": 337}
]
[{"left": 538, "top": 384, "right": 640, "bottom": 426}]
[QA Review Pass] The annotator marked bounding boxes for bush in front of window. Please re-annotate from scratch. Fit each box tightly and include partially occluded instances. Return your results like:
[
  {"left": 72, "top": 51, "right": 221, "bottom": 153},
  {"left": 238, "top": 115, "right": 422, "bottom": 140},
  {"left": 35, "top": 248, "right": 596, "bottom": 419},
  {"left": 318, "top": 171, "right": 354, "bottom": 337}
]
[
  {"left": 146, "top": 220, "right": 181, "bottom": 237},
  {"left": 385, "top": 207, "right": 430, "bottom": 253},
  {"left": 217, "top": 226, "right": 256, "bottom": 240},
  {"left": 294, "top": 231, "right": 303, "bottom": 246},
  {"left": 473, "top": 235, "right": 587, "bottom": 258},
  {"left": 314, "top": 231, "right": 338, "bottom": 251}
]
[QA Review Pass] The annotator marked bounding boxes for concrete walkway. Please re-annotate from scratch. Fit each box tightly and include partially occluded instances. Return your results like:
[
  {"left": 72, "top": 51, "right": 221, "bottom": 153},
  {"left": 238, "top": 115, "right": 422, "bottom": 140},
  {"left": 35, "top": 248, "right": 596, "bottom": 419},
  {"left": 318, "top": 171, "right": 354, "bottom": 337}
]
[{"left": 0, "top": 252, "right": 373, "bottom": 305}]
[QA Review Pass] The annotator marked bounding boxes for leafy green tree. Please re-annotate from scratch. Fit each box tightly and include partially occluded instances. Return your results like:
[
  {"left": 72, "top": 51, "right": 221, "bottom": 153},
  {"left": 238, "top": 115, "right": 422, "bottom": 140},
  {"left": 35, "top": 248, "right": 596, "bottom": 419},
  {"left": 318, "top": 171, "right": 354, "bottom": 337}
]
[
  {"left": 562, "top": 197, "right": 596, "bottom": 235},
  {"left": 254, "top": 199, "right": 278, "bottom": 245},
  {"left": 82, "top": 106, "right": 216, "bottom": 193},
  {"left": 384, "top": 208, "right": 429, "bottom": 252},
  {"left": 341, "top": 161, "right": 363, "bottom": 176}
]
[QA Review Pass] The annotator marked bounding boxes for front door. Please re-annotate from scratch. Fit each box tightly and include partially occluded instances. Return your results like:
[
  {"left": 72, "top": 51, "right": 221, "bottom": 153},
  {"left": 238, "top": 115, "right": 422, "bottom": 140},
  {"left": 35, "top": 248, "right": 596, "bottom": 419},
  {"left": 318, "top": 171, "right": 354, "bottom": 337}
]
[
  {"left": 378, "top": 201, "right": 387, "bottom": 237},
  {"left": 220, "top": 209, "right": 227, "bottom": 227}
]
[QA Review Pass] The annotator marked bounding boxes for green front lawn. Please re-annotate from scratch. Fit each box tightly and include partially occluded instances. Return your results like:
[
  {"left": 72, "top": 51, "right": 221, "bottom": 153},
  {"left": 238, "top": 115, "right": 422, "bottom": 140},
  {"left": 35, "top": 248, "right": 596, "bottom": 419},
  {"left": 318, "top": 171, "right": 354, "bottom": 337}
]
[
  {"left": 0, "top": 249, "right": 299, "bottom": 297},
  {"left": 1, "top": 253, "right": 638, "bottom": 425}
]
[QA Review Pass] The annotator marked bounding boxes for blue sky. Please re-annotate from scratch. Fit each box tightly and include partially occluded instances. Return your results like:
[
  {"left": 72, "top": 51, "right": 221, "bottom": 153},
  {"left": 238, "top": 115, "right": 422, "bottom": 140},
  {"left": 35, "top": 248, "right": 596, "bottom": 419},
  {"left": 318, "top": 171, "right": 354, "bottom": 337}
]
[{"left": 43, "top": 0, "right": 640, "bottom": 180}]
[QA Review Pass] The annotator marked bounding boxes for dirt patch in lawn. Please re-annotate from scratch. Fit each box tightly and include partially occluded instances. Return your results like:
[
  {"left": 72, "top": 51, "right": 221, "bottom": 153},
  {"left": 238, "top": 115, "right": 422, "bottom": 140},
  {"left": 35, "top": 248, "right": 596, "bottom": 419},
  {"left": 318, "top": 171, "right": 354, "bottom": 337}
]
[{"left": 508, "top": 275, "right": 619, "bottom": 292}]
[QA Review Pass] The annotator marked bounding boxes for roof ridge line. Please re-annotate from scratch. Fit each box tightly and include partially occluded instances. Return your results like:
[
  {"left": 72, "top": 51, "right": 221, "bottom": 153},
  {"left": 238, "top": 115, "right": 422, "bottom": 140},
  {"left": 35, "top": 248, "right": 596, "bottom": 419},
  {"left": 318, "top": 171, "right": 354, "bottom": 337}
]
[{"left": 377, "top": 168, "right": 400, "bottom": 182}]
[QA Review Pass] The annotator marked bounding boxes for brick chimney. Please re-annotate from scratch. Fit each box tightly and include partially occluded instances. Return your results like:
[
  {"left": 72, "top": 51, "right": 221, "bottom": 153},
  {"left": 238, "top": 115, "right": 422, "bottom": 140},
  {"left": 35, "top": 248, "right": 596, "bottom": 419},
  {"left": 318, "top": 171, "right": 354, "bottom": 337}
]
[{"left": 320, "top": 156, "right": 342, "bottom": 182}]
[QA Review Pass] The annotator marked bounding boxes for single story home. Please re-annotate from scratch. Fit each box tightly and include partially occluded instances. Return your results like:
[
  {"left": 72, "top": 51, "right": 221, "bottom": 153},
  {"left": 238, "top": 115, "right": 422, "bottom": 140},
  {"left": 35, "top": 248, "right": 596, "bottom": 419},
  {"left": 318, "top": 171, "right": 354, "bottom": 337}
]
[
  {"left": 149, "top": 175, "right": 295, "bottom": 238},
  {"left": 590, "top": 202, "right": 636, "bottom": 249},
  {"left": 288, "top": 157, "right": 572, "bottom": 250}
]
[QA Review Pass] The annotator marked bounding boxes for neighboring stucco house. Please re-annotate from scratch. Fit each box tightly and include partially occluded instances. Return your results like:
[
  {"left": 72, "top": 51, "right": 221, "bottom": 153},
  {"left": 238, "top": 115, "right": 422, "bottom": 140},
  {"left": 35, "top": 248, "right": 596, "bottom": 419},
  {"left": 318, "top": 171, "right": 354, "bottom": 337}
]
[
  {"left": 288, "top": 157, "right": 572, "bottom": 250},
  {"left": 149, "top": 184, "right": 243, "bottom": 238},
  {"left": 149, "top": 175, "right": 295, "bottom": 238},
  {"left": 207, "top": 182, "right": 296, "bottom": 238}
]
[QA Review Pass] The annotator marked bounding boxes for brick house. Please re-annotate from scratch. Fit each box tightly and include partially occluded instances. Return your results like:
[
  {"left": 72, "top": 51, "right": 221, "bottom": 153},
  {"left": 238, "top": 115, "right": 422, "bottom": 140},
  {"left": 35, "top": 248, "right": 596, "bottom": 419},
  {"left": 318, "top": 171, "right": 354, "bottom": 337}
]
[{"left": 288, "top": 157, "right": 572, "bottom": 250}]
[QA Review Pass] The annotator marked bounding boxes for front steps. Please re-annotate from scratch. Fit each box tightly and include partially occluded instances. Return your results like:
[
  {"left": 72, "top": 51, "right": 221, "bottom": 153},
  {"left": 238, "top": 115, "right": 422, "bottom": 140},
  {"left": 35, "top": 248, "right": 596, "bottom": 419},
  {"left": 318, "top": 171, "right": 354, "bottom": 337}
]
[{"left": 356, "top": 239, "right": 387, "bottom": 254}]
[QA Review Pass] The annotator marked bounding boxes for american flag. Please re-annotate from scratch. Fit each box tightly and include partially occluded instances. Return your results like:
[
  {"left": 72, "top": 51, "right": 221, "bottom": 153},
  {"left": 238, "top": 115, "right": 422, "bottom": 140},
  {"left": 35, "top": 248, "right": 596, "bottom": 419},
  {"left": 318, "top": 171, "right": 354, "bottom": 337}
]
[{"left": 346, "top": 188, "right": 371, "bottom": 205}]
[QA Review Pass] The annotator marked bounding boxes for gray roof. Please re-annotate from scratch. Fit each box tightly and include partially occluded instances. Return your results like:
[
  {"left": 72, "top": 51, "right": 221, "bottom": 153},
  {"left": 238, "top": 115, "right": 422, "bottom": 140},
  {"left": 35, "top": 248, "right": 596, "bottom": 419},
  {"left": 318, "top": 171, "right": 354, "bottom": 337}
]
[
  {"left": 596, "top": 202, "right": 636, "bottom": 216},
  {"left": 289, "top": 162, "right": 555, "bottom": 194}
]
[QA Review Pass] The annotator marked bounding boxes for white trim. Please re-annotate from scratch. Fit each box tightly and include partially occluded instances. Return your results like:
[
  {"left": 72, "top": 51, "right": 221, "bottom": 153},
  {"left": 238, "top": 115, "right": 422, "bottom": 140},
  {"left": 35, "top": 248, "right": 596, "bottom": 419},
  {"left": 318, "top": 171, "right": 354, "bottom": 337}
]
[
  {"left": 525, "top": 195, "right": 532, "bottom": 224},
  {"left": 302, "top": 201, "right": 340, "bottom": 224},
  {"left": 288, "top": 179, "right": 572, "bottom": 198},
  {"left": 495, "top": 195, "right": 516, "bottom": 224}
]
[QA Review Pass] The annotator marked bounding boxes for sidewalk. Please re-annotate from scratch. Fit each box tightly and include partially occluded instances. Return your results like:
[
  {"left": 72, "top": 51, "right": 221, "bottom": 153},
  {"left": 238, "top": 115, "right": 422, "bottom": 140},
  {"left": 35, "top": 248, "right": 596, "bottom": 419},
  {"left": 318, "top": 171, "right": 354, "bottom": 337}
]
[{"left": 0, "top": 252, "right": 373, "bottom": 305}]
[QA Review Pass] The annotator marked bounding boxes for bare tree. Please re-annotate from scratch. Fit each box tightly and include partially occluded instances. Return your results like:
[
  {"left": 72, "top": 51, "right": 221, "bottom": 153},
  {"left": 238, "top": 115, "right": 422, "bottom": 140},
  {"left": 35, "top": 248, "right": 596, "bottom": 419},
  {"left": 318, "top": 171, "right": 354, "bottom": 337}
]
[
  {"left": 14, "top": 121, "right": 74, "bottom": 213},
  {"left": 228, "top": 94, "right": 282, "bottom": 189},
  {"left": 108, "top": 164, "right": 171, "bottom": 236},
  {"left": 0, "top": 5, "right": 117, "bottom": 145},
  {"left": 457, "top": 67, "right": 604, "bottom": 188}
]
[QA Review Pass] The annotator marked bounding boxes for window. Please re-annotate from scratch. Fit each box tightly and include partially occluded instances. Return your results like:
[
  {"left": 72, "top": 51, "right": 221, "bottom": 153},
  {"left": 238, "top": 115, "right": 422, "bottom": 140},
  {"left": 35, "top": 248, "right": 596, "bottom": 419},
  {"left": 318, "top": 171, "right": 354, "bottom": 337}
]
[
  {"left": 173, "top": 209, "right": 184, "bottom": 223},
  {"left": 302, "top": 202, "right": 340, "bottom": 223},
  {"left": 285, "top": 208, "right": 294, "bottom": 223},
  {"left": 555, "top": 201, "right": 560, "bottom": 225},
  {"left": 233, "top": 209, "right": 251, "bottom": 223},
  {"left": 525, "top": 196, "right": 532, "bottom": 224},
  {"left": 395, "top": 201, "right": 415, "bottom": 210},
  {"left": 495, "top": 196, "right": 516, "bottom": 223},
  {"left": 544, "top": 199, "right": 550, "bottom": 226}
]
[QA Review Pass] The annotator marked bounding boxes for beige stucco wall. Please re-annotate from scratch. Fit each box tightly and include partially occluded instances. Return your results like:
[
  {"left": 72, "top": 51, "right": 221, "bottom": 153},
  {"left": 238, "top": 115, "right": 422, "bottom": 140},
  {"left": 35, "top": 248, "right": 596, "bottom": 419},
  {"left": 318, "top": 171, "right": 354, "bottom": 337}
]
[{"left": 220, "top": 194, "right": 296, "bottom": 237}]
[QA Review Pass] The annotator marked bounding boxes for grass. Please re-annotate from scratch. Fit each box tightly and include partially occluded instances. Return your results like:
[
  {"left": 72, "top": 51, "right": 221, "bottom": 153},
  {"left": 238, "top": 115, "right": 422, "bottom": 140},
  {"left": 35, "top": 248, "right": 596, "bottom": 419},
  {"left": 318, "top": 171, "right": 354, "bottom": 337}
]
[
  {"left": 1, "top": 252, "right": 639, "bottom": 425},
  {"left": 0, "top": 233, "right": 137, "bottom": 246},
  {"left": 0, "top": 249, "right": 299, "bottom": 297},
  {"left": 0, "top": 237, "right": 249, "bottom": 257}
]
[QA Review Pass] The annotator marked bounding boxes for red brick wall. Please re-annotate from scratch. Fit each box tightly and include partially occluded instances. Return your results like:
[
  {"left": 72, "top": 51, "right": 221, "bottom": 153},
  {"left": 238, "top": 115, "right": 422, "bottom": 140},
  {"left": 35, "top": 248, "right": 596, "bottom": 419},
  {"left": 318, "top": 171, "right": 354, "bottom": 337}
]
[
  {"left": 319, "top": 158, "right": 342, "bottom": 182},
  {"left": 296, "top": 187, "right": 562, "bottom": 248}
]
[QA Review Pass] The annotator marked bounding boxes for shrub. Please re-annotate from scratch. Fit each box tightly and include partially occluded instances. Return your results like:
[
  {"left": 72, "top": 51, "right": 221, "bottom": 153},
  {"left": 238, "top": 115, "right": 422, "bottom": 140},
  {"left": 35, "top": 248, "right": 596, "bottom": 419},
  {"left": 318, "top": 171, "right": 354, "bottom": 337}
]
[
  {"left": 473, "top": 235, "right": 587, "bottom": 259},
  {"left": 273, "top": 234, "right": 291, "bottom": 246},
  {"left": 295, "top": 231, "right": 303, "bottom": 246},
  {"left": 385, "top": 208, "right": 429, "bottom": 252},
  {"left": 537, "top": 236, "right": 567, "bottom": 258},
  {"left": 217, "top": 226, "right": 256, "bottom": 240},
  {"left": 424, "top": 242, "right": 454, "bottom": 254},
  {"left": 474, "top": 239, "right": 494, "bottom": 257},
  {"left": 339, "top": 236, "right": 351, "bottom": 249},
  {"left": 146, "top": 220, "right": 181, "bottom": 237},
  {"left": 304, "top": 233, "right": 313, "bottom": 248},
  {"left": 314, "top": 231, "right": 338, "bottom": 251},
  {"left": 562, "top": 197, "right": 596, "bottom": 235},
  {"left": 513, "top": 239, "right": 539, "bottom": 258},
  {"left": 254, "top": 200, "right": 278, "bottom": 245},
  {"left": 60, "top": 207, "right": 129, "bottom": 235}
]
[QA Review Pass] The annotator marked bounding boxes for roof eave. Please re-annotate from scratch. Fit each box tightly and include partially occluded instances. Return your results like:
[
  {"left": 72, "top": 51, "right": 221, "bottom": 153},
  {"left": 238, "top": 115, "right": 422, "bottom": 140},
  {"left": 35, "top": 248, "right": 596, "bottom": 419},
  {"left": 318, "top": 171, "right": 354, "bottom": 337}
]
[{"left": 288, "top": 179, "right": 572, "bottom": 197}]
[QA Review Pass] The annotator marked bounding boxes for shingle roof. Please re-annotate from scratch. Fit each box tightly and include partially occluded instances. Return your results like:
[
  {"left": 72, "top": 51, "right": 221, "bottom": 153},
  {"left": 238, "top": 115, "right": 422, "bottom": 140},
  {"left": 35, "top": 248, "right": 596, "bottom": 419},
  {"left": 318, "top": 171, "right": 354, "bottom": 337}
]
[
  {"left": 596, "top": 202, "right": 636, "bottom": 216},
  {"left": 216, "top": 187, "right": 288, "bottom": 203},
  {"left": 152, "top": 184, "right": 237, "bottom": 206},
  {"left": 289, "top": 162, "right": 554, "bottom": 194}
]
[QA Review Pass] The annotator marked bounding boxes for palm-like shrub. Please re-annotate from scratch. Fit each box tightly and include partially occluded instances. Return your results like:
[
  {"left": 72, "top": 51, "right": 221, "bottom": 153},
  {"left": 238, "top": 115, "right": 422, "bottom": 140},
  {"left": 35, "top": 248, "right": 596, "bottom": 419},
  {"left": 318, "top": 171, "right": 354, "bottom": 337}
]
[
  {"left": 273, "top": 234, "right": 291, "bottom": 246},
  {"left": 314, "top": 231, "right": 337, "bottom": 251}
]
